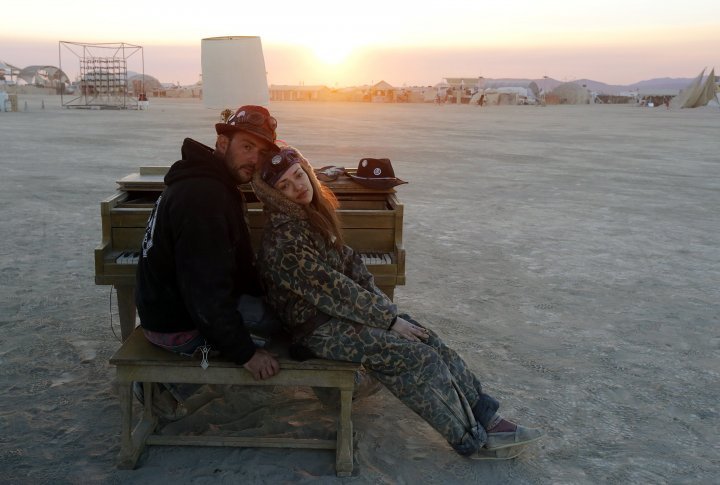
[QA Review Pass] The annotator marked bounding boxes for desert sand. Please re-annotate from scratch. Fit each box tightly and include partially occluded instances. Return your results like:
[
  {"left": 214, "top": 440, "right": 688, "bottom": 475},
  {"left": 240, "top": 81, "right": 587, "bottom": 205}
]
[{"left": 1, "top": 96, "right": 718, "bottom": 484}]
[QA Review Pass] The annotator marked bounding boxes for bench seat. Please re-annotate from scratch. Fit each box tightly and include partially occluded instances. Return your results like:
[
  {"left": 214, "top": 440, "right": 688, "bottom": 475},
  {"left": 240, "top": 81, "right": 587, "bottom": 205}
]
[{"left": 110, "top": 327, "right": 359, "bottom": 476}]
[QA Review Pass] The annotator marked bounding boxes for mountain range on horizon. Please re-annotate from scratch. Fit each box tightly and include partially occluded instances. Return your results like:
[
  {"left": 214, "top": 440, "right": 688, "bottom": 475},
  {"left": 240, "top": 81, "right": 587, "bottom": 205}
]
[
  {"left": 339, "top": 74, "right": 710, "bottom": 94},
  {"left": 478, "top": 75, "right": 709, "bottom": 95},
  {"left": 3, "top": 57, "right": 710, "bottom": 95}
]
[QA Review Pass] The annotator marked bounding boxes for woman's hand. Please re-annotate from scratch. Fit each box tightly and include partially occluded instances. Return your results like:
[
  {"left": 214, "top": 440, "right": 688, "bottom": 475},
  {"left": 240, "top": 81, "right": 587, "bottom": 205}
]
[
  {"left": 243, "top": 348, "right": 280, "bottom": 380},
  {"left": 390, "top": 317, "right": 430, "bottom": 342}
]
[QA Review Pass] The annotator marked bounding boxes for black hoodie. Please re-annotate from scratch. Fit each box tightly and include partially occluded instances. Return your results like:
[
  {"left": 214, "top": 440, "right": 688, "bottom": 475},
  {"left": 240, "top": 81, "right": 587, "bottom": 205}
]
[{"left": 135, "top": 138, "right": 260, "bottom": 364}]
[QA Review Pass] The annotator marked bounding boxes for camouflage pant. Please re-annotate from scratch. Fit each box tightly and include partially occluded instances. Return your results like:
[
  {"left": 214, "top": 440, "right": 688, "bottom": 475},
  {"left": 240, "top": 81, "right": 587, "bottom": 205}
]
[{"left": 302, "top": 314, "right": 499, "bottom": 453}]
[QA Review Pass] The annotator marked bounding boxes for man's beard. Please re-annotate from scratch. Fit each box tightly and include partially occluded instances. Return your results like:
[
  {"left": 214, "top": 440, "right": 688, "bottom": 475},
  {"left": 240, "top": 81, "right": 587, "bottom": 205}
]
[{"left": 225, "top": 152, "right": 252, "bottom": 184}]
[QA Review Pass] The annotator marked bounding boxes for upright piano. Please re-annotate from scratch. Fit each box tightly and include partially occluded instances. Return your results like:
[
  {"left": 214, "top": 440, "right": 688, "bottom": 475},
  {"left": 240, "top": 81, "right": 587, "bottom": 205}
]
[{"left": 95, "top": 166, "right": 406, "bottom": 340}]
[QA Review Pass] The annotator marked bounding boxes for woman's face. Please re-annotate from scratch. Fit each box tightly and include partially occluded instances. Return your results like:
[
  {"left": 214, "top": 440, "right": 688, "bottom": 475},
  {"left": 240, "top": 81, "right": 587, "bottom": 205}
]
[{"left": 275, "top": 164, "right": 314, "bottom": 205}]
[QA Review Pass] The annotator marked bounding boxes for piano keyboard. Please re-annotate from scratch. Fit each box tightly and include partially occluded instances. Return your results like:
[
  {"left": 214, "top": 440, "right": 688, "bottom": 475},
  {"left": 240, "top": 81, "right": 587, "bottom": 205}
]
[
  {"left": 117, "top": 251, "right": 392, "bottom": 266},
  {"left": 115, "top": 251, "right": 140, "bottom": 264},
  {"left": 360, "top": 252, "right": 392, "bottom": 265}
]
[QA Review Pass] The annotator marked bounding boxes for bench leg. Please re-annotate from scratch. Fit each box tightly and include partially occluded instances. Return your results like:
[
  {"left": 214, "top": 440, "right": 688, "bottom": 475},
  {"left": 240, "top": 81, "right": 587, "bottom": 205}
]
[
  {"left": 143, "top": 382, "right": 154, "bottom": 420},
  {"left": 117, "top": 380, "right": 158, "bottom": 469},
  {"left": 115, "top": 285, "right": 137, "bottom": 342},
  {"left": 335, "top": 388, "right": 354, "bottom": 476}
]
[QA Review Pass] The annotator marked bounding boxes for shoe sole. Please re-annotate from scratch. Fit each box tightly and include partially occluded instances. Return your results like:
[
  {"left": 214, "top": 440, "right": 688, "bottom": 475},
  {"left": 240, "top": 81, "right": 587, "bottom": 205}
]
[
  {"left": 485, "top": 433, "right": 543, "bottom": 451},
  {"left": 472, "top": 444, "right": 527, "bottom": 460}
]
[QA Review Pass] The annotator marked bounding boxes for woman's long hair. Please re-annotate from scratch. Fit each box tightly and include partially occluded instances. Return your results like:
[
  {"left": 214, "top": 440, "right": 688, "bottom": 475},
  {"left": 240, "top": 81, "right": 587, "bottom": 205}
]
[{"left": 301, "top": 162, "right": 344, "bottom": 250}]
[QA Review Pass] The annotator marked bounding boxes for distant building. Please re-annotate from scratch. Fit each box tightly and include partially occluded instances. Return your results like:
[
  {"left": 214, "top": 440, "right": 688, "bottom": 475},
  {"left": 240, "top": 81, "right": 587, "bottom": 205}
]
[
  {"left": 371, "top": 81, "right": 395, "bottom": 102},
  {"left": 442, "top": 76, "right": 544, "bottom": 105},
  {"left": 444, "top": 77, "right": 484, "bottom": 103},
  {"left": 269, "top": 85, "right": 332, "bottom": 101},
  {"left": 444, "top": 77, "right": 484, "bottom": 92}
]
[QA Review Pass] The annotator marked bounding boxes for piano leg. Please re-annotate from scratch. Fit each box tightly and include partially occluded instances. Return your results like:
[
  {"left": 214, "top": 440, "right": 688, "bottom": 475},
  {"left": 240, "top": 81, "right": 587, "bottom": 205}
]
[{"left": 115, "top": 285, "right": 137, "bottom": 341}]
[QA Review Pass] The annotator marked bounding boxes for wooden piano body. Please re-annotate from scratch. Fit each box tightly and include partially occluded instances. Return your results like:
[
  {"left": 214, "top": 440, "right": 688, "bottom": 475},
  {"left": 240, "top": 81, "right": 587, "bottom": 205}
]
[{"left": 95, "top": 166, "right": 406, "bottom": 340}]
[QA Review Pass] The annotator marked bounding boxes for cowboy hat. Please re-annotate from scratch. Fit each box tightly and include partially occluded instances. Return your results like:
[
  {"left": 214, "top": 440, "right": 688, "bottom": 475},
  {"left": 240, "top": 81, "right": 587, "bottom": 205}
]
[{"left": 346, "top": 158, "right": 407, "bottom": 189}]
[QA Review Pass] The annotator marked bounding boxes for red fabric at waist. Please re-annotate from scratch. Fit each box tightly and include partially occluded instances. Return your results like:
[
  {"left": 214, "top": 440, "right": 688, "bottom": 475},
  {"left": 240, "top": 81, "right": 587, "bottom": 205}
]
[{"left": 142, "top": 328, "right": 201, "bottom": 348}]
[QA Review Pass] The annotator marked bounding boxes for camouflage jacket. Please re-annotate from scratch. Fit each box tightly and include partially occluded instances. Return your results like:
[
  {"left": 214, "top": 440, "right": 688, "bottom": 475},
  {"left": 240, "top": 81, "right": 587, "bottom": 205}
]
[{"left": 252, "top": 172, "right": 398, "bottom": 341}]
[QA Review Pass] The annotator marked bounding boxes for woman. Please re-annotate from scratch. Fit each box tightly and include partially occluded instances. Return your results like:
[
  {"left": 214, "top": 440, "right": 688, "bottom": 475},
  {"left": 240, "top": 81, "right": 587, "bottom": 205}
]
[{"left": 253, "top": 146, "right": 542, "bottom": 459}]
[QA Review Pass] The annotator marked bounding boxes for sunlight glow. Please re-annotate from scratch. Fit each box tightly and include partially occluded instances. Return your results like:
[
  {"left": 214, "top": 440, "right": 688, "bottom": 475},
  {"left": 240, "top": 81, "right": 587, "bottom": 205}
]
[
  {"left": 2, "top": 0, "right": 719, "bottom": 86},
  {"left": 311, "top": 42, "right": 353, "bottom": 65}
]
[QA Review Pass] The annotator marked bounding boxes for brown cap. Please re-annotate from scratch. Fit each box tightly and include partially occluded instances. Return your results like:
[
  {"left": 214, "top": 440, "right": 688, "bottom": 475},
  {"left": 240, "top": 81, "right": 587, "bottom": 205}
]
[{"left": 215, "top": 105, "right": 278, "bottom": 147}]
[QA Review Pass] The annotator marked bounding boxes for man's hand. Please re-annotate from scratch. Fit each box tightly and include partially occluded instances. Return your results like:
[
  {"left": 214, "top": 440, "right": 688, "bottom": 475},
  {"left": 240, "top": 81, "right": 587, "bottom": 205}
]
[
  {"left": 390, "top": 316, "right": 429, "bottom": 342},
  {"left": 243, "top": 348, "right": 280, "bottom": 380}
]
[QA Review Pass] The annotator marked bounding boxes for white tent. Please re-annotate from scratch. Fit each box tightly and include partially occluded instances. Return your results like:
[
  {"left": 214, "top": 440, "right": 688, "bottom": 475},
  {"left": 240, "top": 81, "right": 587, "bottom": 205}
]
[
  {"left": 484, "top": 80, "right": 541, "bottom": 99},
  {"left": 550, "top": 82, "right": 591, "bottom": 104},
  {"left": 127, "top": 74, "right": 162, "bottom": 93},
  {"left": 18, "top": 65, "right": 69, "bottom": 87},
  {"left": 672, "top": 68, "right": 718, "bottom": 108},
  {"left": 0, "top": 60, "right": 20, "bottom": 83}
]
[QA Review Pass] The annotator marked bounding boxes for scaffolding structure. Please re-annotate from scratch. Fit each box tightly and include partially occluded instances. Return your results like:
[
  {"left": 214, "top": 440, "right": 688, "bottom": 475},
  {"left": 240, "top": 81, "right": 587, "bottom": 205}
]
[{"left": 59, "top": 41, "right": 144, "bottom": 109}]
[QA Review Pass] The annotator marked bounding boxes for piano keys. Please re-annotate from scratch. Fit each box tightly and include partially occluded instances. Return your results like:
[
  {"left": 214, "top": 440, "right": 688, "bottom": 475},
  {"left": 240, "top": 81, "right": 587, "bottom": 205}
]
[
  {"left": 116, "top": 251, "right": 388, "bottom": 267},
  {"left": 95, "top": 166, "right": 406, "bottom": 340},
  {"left": 360, "top": 253, "right": 393, "bottom": 265},
  {"left": 115, "top": 251, "right": 140, "bottom": 265}
]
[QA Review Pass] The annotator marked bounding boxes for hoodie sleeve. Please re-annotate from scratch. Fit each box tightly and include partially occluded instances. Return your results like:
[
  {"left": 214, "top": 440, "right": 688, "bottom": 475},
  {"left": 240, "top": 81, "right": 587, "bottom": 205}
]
[
  {"left": 170, "top": 184, "right": 256, "bottom": 364},
  {"left": 264, "top": 227, "right": 397, "bottom": 329}
]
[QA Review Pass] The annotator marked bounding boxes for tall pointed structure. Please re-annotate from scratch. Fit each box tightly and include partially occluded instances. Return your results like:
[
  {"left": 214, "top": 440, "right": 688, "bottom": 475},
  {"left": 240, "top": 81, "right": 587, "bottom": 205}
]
[{"left": 673, "top": 68, "right": 718, "bottom": 108}]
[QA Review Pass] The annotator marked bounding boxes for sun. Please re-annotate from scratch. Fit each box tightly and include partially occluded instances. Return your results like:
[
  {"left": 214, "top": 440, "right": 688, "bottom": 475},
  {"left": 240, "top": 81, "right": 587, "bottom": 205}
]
[{"left": 311, "top": 42, "right": 352, "bottom": 65}]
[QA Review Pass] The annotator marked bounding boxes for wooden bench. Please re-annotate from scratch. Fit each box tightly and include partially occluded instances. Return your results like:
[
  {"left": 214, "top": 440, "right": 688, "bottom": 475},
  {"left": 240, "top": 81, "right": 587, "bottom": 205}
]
[{"left": 110, "top": 328, "right": 360, "bottom": 476}]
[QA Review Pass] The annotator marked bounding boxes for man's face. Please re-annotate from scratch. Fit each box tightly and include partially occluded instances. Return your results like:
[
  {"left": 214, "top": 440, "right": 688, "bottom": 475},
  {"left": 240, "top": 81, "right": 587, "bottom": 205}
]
[{"left": 216, "top": 132, "right": 274, "bottom": 184}]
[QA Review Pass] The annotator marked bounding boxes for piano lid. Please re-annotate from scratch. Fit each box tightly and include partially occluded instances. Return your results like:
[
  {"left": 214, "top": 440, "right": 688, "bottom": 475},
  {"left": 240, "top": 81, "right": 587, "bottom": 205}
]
[{"left": 116, "top": 166, "right": 398, "bottom": 194}]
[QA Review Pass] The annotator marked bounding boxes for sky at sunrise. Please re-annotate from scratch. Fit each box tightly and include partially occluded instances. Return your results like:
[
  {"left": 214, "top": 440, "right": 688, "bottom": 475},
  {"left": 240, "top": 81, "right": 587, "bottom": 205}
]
[{"left": 2, "top": 0, "right": 719, "bottom": 87}]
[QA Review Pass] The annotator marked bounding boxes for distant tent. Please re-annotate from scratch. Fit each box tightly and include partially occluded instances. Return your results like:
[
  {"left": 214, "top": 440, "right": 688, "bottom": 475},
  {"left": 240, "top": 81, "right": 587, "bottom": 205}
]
[
  {"left": 480, "top": 89, "right": 520, "bottom": 105},
  {"left": 0, "top": 60, "right": 20, "bottom": 81},
  {"left": 698, "top": 69, "right": 718, "bottom": 107},
  {"left": 549, "top": 82, "right": 590, "bottom": 104},
  {"left": 673, "top": 69, "right": 706, "bottom": 108},
  {"left": 0, "top": 60, "right": 19, "bottom": 70},
  {"left": 672, "top": 68, "right": 718, "bottom": 108},
  {"left": 18, "top": 65, "right": 69, "bottom": 87},
  {"left": 702, "top": 69, "right": 717, "bottom": 102},
  {"left": 127, "top": 74, "right": 162, "bottom": 94},
  {"left": 484, "top": 80, "right": 541, "bottom": 99}
]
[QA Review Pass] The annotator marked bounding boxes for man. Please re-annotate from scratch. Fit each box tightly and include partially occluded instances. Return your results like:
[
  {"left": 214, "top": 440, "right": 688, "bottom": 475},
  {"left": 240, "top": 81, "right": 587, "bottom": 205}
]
[{"left": 135, "top": 105, "right": 281, "bottom": 385}]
